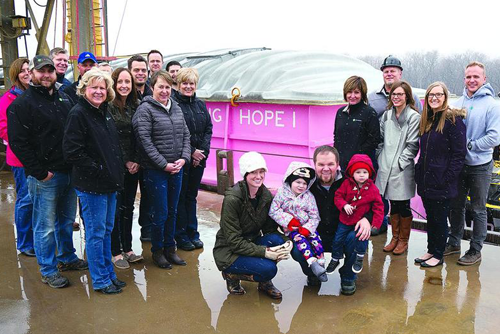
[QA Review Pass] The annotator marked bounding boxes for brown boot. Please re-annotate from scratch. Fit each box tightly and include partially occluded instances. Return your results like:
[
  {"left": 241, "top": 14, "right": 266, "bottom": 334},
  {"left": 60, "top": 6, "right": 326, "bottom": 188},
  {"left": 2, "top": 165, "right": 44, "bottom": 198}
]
[
  {"left": 383, "top": 214, "right": 401, "bottom": 252},
  {"left": 258, "top": 280, "right": 282, "bottom": 299},
  {"left": 393, "top": 215, "right": 413, "bottom": 255},
  {"left": 222, "top": 272, "right": 245, "bottom": 295}
]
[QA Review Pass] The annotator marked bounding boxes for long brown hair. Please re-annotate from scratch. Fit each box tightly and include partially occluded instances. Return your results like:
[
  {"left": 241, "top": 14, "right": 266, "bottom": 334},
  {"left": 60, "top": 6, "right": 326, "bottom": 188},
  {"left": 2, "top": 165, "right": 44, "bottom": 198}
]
[
  {"left": 111, "top": 68, "right": 138, "bottom": 111},
  {"left": 387, "top": 81, "right": 416, "bottom": 111},
  {"left": 9, "top": 58, "right": 30, "bottom": 90},
  {"left": 419, "top": 82, "right": 450, "bottom": 135}
]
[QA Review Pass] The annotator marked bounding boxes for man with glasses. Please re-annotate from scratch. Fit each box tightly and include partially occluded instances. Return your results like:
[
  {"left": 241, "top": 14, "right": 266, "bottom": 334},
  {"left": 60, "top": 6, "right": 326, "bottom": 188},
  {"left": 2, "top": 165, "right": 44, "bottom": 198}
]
[
  {"left": 367, "top": 55, "right": 422, "bottom": 236},
  {"left": 445, "top": 61, "right": 500, "bottom": 265}
]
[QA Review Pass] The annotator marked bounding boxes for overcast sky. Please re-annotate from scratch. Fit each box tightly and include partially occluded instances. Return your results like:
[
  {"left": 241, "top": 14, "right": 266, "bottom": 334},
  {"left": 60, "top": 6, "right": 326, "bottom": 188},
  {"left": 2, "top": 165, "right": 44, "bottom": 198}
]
[{"left": 12, "top": 0, "right": 500, "bottom": 59}]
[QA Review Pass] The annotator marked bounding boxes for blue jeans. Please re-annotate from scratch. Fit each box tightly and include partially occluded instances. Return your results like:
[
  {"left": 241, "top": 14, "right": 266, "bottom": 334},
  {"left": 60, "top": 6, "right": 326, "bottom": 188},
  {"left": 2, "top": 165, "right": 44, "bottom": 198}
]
[
  {"left": 449, "top": 161, "right": 493, "bottom": 251},
  {"left": 27, "top": 172, "right": 78, "bottom": 277},
  {"left": 175, "top": 164, "right": 205, "bottom": 244},
  {"left": 76, "top": 190, "right": 117, "bottom": 290},
  {"left": 292, "top": 229, "right": 358, "bottom": 283},
  {"left": 223, "top": 233, "right": 283, "bottom": 282},
  {"left": 12, "top": 167, "right": 34, "bottom": 252},
  {"left": 332, "top": 223, "right": 368, "bottom": 260},
  {"left": 143, "top": 169, "right": 183, "bottom": 252},
  {"left": 422, "top": 198, "right": 450, "bottom": 260}
]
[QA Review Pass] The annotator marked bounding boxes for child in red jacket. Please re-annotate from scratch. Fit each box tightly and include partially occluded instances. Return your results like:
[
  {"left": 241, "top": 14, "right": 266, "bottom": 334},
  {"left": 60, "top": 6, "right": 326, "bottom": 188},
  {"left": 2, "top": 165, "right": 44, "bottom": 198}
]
[{"left": 328, "top": 154, "right": 384, "bottom": 274}]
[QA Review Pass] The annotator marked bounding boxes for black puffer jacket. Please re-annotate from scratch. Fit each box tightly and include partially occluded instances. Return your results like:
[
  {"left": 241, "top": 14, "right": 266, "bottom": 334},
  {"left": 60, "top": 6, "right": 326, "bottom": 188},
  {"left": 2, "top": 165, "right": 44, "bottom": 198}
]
[
  {"left": 334, "top": 102, "right": 380, "bottom": 171},
  {"left": 173, "top": 92, "right": 213, "bottom": 167},
  {"left": 132, "top": 96, "right": 191, "bottom": 170},
  {"left": 8, "top": 84, "right": 73, "bottom": 180},
  {"left": 63, "top": 98, "right": 124, "bottom": 193},
  {"left": 108, "top": 102, "right": 139, "bottom": 163}
]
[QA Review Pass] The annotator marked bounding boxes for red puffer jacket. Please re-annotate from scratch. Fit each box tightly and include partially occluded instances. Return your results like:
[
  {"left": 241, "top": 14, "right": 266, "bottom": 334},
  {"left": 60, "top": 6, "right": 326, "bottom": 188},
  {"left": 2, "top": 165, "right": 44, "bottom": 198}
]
[{"left": 334, "top": 154, "right": 384, "bottom": 228}]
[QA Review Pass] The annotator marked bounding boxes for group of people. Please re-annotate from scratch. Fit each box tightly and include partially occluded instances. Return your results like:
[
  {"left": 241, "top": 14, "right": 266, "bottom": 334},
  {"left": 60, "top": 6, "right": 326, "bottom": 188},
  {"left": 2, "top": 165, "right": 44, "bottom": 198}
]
[
  {"left": 0, "top": 48, "right": 212, "bottom": 294},
  {"left": 1, "top": 50, "right": 499, "bottom": 298},
  {"left": 213, "top": 56, "right": 500, "bottom": 298}
]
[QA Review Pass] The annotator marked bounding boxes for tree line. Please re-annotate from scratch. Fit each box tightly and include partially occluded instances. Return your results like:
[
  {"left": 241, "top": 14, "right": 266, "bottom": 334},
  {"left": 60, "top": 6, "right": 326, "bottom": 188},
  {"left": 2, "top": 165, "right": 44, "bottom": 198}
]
[{"left": 358, "top": 51, "right": 500, "bottom": 96}]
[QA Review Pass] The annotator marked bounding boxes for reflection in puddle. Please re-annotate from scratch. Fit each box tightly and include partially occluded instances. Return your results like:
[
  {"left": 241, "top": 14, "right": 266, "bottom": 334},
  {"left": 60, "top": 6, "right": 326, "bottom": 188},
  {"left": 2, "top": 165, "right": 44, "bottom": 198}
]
[
  {"left": 133, "top": 268, "right": 147, "bottom": 301},
  {"left": 1, "top": 183, "right": 500, "bottom": 333}
]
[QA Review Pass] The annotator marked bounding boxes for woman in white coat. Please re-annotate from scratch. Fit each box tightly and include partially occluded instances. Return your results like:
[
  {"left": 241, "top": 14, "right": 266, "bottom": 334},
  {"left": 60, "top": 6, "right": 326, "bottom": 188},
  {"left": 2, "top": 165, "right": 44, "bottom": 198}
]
[{"left": 376, "top": 81, "right": 421, "bottom": 255}]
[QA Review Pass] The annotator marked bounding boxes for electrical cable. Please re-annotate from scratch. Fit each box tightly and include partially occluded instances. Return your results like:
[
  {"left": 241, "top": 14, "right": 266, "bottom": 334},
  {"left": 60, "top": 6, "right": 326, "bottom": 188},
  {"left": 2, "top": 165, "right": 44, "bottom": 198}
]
[
  {"left": 112, "top": 0, "right": 128, "bottom": 56},
  {"left": 33, "top": 0, "right": 47, "bottom": 7}
]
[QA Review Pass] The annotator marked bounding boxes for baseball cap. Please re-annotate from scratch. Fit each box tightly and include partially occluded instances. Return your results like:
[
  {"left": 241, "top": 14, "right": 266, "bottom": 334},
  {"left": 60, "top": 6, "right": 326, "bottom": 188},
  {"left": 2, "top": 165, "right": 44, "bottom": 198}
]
[
  {"left": 31, "top": 55, "right": 55, "bottom": 70},
  {"left": 78, "top": 52, "right": 98, "bottom": 64}
]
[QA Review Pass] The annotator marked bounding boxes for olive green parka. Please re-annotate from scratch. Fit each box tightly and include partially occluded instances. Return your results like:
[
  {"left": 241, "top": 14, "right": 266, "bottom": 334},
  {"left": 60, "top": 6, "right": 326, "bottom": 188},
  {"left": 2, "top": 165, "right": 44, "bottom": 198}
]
[{"left": 213, "top": 181, "right": 281, "bottom": 271}]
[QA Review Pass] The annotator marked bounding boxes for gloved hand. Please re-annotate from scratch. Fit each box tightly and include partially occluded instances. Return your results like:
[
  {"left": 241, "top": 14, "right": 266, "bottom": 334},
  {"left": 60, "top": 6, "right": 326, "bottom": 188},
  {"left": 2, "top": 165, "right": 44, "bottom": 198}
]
[
  {"left": 267, "top": 240, "right": 293, "bottom": 261},
  {"left": 299, "top": 227, "right": 311, "bottom": 237},
  {"left": 287, "top": 217, "right": 301, "bottom": 231},
  {"left": 265, "top": 248, "right": 281, "bottom": 260},
  {"left": 269, "top": 240, "right": 293, "bottom": 252}
]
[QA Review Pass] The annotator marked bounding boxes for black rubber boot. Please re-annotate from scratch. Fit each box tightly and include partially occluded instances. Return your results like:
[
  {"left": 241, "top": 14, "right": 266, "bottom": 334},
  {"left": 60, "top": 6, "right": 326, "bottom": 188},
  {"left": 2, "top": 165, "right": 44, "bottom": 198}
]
[
  {"left": 152, "top": 250, "right": 172, "bottom": 269},
  {"left": 164, "top": 247, "right": 187, "bottom": 266}
]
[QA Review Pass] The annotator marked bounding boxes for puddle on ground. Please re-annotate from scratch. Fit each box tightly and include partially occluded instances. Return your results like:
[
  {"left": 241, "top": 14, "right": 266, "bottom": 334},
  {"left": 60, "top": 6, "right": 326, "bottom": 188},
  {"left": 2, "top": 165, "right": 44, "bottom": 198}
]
[{"left": 1, "top": 172, "right": 500, "bottom": 333}]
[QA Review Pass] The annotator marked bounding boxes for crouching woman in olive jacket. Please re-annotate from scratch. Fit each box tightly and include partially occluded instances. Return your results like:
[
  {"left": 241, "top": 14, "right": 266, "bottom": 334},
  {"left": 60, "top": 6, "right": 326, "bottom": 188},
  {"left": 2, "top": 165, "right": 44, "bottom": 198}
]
[{"left": 213, "top": 152, "right": 292, "bottom": 299}]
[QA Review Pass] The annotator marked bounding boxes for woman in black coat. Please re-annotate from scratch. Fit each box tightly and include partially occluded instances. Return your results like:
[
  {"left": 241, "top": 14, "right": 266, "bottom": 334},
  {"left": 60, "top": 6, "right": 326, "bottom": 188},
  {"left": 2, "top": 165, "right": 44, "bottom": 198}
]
[
  {"left": 173, "top": 68, "right": 213, "bottom": 251},
  {"left": 333, "top": 76, "right": 380, "bottom": 172},
  {"left": 63, "top": 69, "right": 125, "bottom": 294},
  {"left": 414, "top": 82, "right": 466, "bottom": 267},
  {"left": 108, "top": 68, "right": 143, "bottom": 269}
]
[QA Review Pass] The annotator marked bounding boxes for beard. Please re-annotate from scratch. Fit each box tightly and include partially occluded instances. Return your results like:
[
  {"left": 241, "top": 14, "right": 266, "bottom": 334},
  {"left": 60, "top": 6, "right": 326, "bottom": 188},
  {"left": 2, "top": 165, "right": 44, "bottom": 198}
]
[{"left": 32, "top": 76, "right": 56, "bottom": 90}]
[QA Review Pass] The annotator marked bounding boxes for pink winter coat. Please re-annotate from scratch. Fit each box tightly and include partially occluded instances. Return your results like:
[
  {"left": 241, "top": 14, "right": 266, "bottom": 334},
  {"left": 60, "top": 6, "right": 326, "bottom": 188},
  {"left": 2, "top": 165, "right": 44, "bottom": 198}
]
[
  {"left": 334, "top": 154, "right": 384, "bottom": 228},
  {"left": 269, "top": 161, "right": 320, "bottom": 236},
  {"left": 0, "top": 88, "right": 23, "bottom": 167}
]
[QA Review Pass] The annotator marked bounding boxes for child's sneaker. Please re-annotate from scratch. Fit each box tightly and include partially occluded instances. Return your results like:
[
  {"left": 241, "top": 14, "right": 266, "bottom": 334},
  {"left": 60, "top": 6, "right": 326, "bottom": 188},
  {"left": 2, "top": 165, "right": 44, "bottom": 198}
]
[
  {"left": 352, "top": 255, "right": 364, "bottom": 274},
  {"left": 326, "top": 259, "right": 340, "bottom": 274}
]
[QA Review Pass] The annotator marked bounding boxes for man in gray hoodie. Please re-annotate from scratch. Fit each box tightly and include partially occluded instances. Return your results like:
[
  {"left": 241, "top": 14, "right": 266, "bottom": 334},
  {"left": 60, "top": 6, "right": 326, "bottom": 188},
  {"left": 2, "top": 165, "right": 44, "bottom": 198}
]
[{"left": 445, "top": 61, "right": 500, "bottom": 265}]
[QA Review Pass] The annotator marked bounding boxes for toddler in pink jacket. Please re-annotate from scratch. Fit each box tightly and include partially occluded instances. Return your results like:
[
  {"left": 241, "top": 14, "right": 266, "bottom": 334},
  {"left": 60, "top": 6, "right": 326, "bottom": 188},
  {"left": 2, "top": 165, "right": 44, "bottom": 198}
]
[{"left": 269, "top": 161, "right": 327, "bottom": 282}]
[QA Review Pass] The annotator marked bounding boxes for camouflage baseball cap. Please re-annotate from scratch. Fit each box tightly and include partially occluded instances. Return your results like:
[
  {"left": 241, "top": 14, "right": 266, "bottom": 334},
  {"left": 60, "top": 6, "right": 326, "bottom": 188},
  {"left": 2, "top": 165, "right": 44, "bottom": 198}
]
[{"left": 31, "top": 55, "right": 55, "bottom": 70}]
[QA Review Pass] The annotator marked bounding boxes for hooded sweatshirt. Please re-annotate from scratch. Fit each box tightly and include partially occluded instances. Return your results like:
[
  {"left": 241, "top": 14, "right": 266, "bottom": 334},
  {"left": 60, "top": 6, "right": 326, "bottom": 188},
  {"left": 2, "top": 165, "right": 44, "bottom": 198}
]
[
  {"left": 334, "top": 154, "right": 384, "bottom": 228},
  {"left": 269, "top": 161, "right": 320, "bottom": 236},
  {"left": 453, "top": 83, "right": 500, "bottom": 166}
]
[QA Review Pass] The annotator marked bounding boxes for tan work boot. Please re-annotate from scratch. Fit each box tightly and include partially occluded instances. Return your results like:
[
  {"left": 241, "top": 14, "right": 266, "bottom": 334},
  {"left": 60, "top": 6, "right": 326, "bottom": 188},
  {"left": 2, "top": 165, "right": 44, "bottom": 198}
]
[
  {"left": 393, "top": 215, "right": 413, "bottom": 255},
  {"left": 383, "top": 214, "right": 401, "bottom": 252}
]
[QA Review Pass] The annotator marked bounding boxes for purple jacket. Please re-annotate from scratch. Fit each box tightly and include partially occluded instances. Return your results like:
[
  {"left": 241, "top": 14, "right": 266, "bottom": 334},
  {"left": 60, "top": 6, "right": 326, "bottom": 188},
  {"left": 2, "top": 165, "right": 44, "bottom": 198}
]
[{"left": 415, "top": 108, "right": 467, "bottom": 200}]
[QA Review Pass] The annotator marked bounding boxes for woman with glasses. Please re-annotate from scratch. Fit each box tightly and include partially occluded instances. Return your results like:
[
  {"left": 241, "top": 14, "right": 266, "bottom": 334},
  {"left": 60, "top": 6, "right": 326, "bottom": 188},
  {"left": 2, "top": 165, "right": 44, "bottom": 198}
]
[
  {"left": 376, "top": 81, "right": 421, "bottom": 255},
  {"left": 414, "top": 82, "right": 466, "bottom": 267}
]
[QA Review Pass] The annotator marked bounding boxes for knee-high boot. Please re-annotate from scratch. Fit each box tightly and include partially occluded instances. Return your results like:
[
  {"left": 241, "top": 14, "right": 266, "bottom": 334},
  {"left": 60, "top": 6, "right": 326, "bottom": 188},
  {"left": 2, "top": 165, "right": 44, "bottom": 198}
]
[
  {"left": 383, "top": 214, "right": 401, "bottom": 252},
  {"left": 393, "top": 215, "right": 413, "bottom": 255}
]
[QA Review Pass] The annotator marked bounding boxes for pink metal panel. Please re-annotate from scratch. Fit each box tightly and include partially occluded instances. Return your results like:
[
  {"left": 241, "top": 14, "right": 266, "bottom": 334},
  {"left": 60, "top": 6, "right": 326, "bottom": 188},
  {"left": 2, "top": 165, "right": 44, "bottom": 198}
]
[{"left": 204, "top": 100, "right": 426, "bottom": 219}]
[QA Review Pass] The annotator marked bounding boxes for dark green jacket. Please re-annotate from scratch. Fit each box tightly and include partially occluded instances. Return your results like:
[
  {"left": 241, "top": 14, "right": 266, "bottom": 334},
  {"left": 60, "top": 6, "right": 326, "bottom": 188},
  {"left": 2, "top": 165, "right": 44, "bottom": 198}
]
[{"left": 213, "top": 181, "right": 280, "bottom": 271}]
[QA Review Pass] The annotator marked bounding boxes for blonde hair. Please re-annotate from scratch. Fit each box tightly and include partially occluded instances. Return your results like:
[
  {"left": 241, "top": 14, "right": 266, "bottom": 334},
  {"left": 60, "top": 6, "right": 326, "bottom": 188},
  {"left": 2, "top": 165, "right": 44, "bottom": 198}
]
[
  {"left": 176, "top": 67, "right": 199, "bottom": 85},
  {"left": 76, "top": 68, "right": 115, "bottom": 103},
  {"left": 466, "top": 61, "right": 486, "bottom": 76},
  {"left": 420, "top": 82, "right": 455, "bottom": 135}
]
